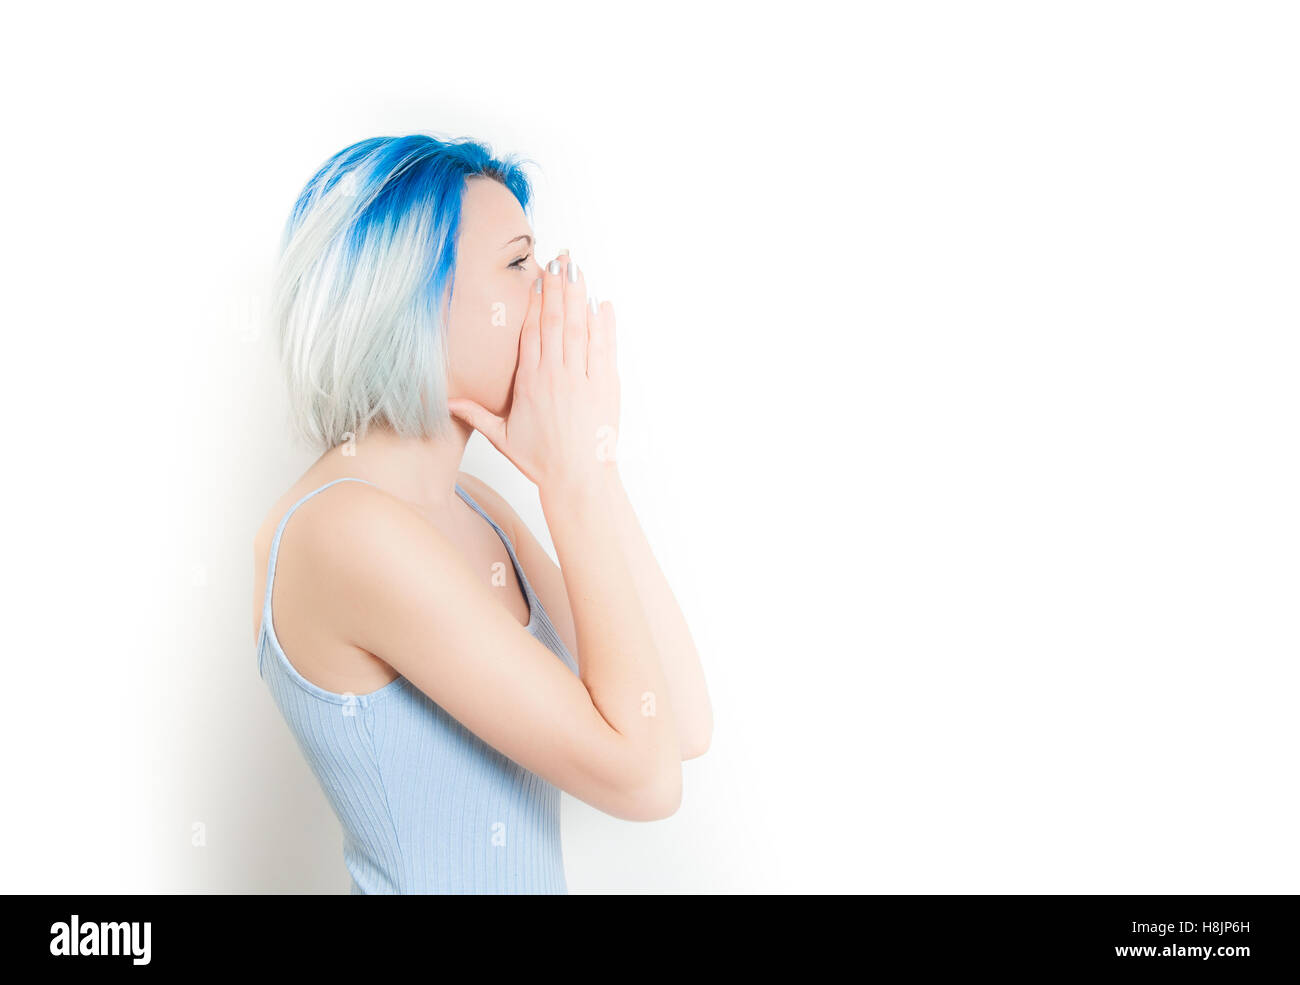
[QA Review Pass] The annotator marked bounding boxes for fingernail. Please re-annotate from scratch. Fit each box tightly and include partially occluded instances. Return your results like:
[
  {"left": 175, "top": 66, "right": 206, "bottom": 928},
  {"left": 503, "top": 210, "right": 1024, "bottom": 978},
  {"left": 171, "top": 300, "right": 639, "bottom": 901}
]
[
  {"left": 567, "top": 260, "right": 580, "bottom": 283},
  {"left": 548, "top": 259, "right": 560, "bottom": 275},
  {"left": 558, "top": 248, "right": 569, "bottom": 256},
  {"left": 534, "top": 276, "right": 542, "bottom": 294}
]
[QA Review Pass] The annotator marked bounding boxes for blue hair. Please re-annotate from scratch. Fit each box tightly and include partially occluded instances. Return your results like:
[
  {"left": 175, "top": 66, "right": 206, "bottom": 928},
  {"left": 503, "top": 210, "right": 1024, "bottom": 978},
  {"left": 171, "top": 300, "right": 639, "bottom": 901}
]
[{"left": 271, "top": 133, "right": 536, "bottom": 450}]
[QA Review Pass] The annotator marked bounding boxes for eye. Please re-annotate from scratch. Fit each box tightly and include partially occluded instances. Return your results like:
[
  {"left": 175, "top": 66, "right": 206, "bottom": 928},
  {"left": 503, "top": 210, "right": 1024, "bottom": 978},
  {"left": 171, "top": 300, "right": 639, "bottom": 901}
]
[{"left": 508, "top": 252, "right": 532, "bottom": 270}]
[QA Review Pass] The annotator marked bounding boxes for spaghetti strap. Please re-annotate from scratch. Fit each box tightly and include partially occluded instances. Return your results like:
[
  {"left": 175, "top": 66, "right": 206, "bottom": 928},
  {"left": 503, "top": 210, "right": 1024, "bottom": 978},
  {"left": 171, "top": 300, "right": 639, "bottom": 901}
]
[
  {"left": 259, "top": 477, "right": 376, "bottom": 647},
  {"left": 453, "top": 483, "right": 539, "bottom": 630}
]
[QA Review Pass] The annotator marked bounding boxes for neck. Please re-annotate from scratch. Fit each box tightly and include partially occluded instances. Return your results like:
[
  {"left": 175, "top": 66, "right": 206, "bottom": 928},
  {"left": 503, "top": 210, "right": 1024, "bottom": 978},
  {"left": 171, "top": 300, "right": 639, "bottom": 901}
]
[{"left": 319, "top": 419, "right": 475, "bottom": 514}]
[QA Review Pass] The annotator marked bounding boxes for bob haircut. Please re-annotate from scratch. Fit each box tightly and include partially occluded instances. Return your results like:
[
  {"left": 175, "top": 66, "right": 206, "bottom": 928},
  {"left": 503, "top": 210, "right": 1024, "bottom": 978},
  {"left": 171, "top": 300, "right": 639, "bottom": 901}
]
[{"left": 270, "top": 133, "right": 535, "bottom": 451}]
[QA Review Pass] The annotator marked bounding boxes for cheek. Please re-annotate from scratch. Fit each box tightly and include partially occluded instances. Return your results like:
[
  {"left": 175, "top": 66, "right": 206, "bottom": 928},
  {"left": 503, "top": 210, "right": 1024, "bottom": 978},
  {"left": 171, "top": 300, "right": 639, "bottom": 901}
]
[
  {"left": 502, "top": 280, "right": 532, "bottom": 356},
  {"left": 480, "top": 288, "right": 525, "bottom": 388},
  {"left": 447, "top": 279, "right": 530, "bottom": 399}
]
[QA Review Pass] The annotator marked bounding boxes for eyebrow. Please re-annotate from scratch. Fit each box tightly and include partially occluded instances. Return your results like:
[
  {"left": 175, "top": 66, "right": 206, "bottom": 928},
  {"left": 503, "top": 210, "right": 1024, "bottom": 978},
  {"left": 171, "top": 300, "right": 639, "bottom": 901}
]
[{"left": 502, "top": 233, "right": 534, "bottom": 249}]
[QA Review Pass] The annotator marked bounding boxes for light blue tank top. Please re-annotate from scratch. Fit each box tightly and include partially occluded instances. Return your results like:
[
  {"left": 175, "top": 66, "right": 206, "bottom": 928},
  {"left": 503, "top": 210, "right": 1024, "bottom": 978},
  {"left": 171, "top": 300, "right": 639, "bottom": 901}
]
[{"left": 256, "top": 476, "right": 580, "bottom": 894}]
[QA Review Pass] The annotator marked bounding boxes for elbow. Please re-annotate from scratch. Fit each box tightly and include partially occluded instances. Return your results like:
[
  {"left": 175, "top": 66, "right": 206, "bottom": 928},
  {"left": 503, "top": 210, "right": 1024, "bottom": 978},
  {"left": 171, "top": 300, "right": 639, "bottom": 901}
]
[
  {"left": 621, "top": 759, "right": 683, "bottom": 821},
  {"left": 681, "top": 705, "right": 714, "bottom": 761},
  {"left": 643, "top": 768, "right": 683, "bottom": 820},
  {"left": 681, "top": 733, "right": 710, "bottom": 761}
]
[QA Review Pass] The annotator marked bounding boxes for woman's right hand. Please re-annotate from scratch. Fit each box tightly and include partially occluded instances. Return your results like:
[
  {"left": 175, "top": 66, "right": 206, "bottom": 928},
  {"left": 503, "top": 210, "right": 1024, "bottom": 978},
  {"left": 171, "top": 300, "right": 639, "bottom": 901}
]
[{"left": 448, "top": 253, "right": 621, "bottom": 494}]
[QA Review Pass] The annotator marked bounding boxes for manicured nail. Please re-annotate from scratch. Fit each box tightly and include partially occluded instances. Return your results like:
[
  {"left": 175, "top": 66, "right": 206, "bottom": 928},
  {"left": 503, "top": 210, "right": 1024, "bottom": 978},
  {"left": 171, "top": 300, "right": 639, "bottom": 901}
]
[
  {"left": 534, "top": 276, "right": 542, "bottom": 294},
  {"left": 567, "top": 260, "right": 579, "bottom": 283},
  {"left": 548, "top": 259, "right": 560, "bottom": 275},
  {"left": 558, "top": 248, "right": 569, "bottom": 256}
]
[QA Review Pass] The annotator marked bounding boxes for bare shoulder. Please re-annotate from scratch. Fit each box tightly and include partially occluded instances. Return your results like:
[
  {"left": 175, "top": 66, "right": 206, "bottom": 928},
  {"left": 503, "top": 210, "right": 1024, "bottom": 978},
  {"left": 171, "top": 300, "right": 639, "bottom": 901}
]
[
  {"left": 280, "top": 477, "right": 426, "bottom": 566},
  {"left": 251, "top": 477, "right": 406, "bottom": 641},
  {"left": 255, "top": 477, "right": 430, "bottom": 592},
  {"left": 254, "top": 477, "right": 394, "bottom": 559},
  {"left": 456, "top": 471, "right": 522, "bottom": 542}
]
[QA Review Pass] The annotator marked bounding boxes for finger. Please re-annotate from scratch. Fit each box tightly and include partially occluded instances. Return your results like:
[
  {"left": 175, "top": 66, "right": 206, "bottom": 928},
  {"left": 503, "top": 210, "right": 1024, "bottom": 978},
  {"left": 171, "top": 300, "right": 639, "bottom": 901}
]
[
  {"left": 447, "top": 399, "right": 507, "bottom": 452},
  {"left": 586, "top": 296, "right": 607, "bottom": 378},
  {"left": 518, "top": 274, "right": 542, "bottom": 373},
  {"left": 539, "top": 256, "right": 566, "bottom": 368},
  {"left": 560, "top": 255, "right": 589, "bottom": 371},
  {"left": 590, "top": 298, "right": 615, "bottom": 375}
]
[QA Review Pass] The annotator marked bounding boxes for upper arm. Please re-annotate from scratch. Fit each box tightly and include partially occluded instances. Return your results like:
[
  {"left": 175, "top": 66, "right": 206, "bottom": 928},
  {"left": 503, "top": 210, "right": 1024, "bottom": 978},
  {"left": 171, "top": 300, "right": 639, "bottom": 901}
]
[
  {"left": 454, "top": 472, "right": 580, "bottom": 662},
  {"left": 292, "top": 480, "right": 673, "bottom": 821}
]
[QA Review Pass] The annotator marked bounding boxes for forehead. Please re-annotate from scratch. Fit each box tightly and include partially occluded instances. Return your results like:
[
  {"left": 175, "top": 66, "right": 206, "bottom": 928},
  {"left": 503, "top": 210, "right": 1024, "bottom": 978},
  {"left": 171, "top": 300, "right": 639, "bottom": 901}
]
[{"left": 459, "top": 176, "right": 529, "bottom": 247}]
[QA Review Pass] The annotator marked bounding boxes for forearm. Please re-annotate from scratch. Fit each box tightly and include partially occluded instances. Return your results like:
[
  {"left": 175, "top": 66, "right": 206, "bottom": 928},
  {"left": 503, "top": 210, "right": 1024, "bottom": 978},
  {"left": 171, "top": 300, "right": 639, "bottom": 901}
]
[
  {"left": 539, "top": 468, "right": 682, "bottom": 800},
  {"left": 603, "top": 472, "right": 713, "bottom": 757}
]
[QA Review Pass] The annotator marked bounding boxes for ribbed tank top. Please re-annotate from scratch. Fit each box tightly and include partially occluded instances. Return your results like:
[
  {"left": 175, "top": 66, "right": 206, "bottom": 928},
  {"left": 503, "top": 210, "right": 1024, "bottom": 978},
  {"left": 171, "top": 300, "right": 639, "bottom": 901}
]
[{"left": 256, "top": 476, "right": 580, "bottom": 894}]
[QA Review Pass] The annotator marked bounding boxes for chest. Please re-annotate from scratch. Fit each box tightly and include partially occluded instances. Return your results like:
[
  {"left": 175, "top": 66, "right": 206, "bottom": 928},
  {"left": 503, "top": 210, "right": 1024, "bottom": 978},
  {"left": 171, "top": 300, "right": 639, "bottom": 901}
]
[{"left": 437, "top": 501, "right": 532, "bottom": 629}]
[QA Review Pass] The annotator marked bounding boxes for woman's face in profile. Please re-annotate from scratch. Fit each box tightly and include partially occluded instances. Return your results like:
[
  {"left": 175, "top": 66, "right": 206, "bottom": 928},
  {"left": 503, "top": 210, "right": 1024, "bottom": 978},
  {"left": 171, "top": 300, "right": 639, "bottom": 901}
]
[{"left": 445, "top": 176, "right": 545, "bottom": 418}]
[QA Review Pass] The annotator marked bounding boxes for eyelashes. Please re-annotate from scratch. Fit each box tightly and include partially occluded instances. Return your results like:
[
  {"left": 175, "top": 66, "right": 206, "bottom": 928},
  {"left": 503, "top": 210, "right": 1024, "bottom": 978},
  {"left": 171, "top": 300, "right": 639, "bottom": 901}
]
[{"left": 508, "top": 252, "right": 532, "bottom": 270}]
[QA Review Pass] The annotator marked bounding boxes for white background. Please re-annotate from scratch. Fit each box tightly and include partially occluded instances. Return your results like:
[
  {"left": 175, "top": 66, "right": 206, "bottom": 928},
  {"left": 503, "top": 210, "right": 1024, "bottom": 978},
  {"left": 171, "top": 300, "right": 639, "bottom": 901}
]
[{"left": 1, "top": 1, "right": 1295, "bottom": 893}]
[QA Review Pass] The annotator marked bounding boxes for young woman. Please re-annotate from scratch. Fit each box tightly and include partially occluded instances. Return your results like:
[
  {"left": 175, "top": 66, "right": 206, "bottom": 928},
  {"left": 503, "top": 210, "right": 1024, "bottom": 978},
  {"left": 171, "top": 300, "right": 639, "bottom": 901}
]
[{"left": 252, "top": 134, "right": 712, "bottom": 894}]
